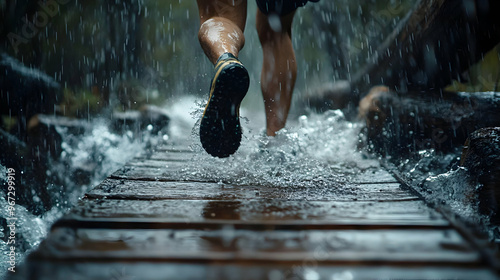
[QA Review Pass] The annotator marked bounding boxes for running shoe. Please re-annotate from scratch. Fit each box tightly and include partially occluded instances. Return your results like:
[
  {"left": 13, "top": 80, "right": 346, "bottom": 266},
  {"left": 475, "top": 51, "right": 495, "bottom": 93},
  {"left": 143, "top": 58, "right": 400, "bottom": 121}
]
[{"left": 200, "top": 53, "right": 250, "bottom": 158}]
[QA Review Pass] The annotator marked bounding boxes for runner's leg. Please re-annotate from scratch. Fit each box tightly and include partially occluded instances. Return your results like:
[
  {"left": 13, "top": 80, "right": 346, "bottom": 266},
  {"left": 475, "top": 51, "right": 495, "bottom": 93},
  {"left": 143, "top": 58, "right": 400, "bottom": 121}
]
[
  {"left": 256, "top": 9, "right": 297, "bottom": 136},
  {"left": 197, "top": 0, "right": 247, "bottom": 64},
  {"left": 196, "top": 0, "right": 250, "bottom": 157}
]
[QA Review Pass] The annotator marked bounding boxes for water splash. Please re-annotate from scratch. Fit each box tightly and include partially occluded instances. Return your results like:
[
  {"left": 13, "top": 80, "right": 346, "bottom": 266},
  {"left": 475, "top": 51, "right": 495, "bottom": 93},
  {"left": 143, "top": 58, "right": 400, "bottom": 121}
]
[
  {"left": 420, "top": 167, "right": 480, "bottom": 219},
  {"left": 399, "top": 148, "right": 485, "bottom": 225},
  {"left": 0, "top": 118, "right": 156, "bottom": 278},
  {"left": 169, "top": 96, "right": 487, "bottom": 226},
  {"left": 169, "top": 96, "right": 379, "bottom": 193},
  {"left": 3, "top": 93, "right": 483, "bottom": 277}
]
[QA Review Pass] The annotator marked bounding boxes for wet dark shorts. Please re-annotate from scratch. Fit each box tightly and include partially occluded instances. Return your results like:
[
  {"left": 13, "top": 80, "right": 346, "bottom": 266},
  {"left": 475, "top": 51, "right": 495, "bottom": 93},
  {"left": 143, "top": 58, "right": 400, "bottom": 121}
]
[{"left": 255, "top": 0, "right": 319, "bottom": 16}]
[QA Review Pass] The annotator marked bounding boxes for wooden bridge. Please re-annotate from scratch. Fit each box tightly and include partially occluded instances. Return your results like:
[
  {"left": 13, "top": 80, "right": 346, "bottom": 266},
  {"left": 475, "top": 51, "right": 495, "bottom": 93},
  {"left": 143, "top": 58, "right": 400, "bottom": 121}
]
[{"left": 17, "top": 142, "right": 500, "bottom": 279}]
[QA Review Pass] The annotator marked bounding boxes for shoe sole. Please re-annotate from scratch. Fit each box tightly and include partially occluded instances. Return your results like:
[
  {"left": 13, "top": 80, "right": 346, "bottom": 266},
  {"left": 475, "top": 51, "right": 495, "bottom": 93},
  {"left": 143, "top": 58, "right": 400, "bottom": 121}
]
[{"left": 200, "top": 60, "right": 249, "bottom": 158}]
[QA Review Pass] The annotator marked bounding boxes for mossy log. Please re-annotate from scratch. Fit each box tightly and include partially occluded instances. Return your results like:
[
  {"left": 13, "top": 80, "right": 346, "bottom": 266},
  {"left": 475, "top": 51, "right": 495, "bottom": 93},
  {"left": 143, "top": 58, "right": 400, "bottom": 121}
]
[
  {"left": 111, "top": 105, "right": 170, "bottom": 135},
  {"left": 0, "top": 115, "right": 90, "bottom": 215},
  {"left": 358, "top": 86, "right": 500, "bottom": 156}
]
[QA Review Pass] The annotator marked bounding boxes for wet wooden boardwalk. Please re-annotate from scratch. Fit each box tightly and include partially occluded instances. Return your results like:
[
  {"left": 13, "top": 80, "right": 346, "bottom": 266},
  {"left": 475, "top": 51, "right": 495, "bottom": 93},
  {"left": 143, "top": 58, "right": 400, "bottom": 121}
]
[{"left": 23, "top": 143, "right": 500, "bottom": 279}]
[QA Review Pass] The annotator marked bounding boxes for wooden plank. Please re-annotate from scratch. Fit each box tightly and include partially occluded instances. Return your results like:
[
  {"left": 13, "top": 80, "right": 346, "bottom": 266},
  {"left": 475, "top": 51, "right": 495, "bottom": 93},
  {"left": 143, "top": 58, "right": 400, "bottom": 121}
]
[
  {"left": 24, "top": 261, "right": 499, "bottom": 280},
  {"left": 350, "top": 168, "right": 397, "bottom": 184},
  {"left": 125, "top": 159, "right": 187, "bottom": 169},
  {"left": 136, "top": 151, "right": 196, "bottom": 162},
  {"left": 153, "top": 143, "right": 194, "bottom": 153},
  {"left": 145, "top": 156, "right": 397, "bottom": 184},
  {"left": 110, "top": 164, "right": 199, "bottom": 182},
  {"left": 17, "top": 136, "right": 500, "bottom": 277},
  {"left": 54, "top": 199, "right": 449, "bottom": 229},
  {"left": 141, "top": 152, "right": 398, "bottom": 185},
  {"left": 33, "top": 228, "right": 478, "bottom": 265},
  {"left": 111, "top": 162, "right": 398, "bottom": 184},
  {"left": 86, "top": 179, "right": 417, "bottom": 202}
]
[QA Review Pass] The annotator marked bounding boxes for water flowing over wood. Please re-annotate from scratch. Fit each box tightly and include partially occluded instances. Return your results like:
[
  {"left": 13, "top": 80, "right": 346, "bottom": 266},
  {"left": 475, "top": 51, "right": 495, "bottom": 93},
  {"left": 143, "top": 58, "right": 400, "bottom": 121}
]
[{"left": 14, "top": 143, "right": 500, "bottom": 280}]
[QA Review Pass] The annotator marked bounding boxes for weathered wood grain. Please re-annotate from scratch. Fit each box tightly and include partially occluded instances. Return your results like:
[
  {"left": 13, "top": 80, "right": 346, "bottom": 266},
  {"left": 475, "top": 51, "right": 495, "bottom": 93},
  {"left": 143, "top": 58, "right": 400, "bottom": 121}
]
[
  {"left": 86, "top": 179, "right": 416, "bottom": 202},
  {"left": 53, "top": 199, "right": 448, "bottom": 230},
  {"left": 136, "top": 151, "right": 196, "bottom": 162},
  {"left": 111, "top": 162, "right": 398, "bottom": 184},
  {"left": 21, "top": 141, "right": 500, "bottom": 280},
  {"left": 24, "top": 261, "right": 499, "bottom": 280},
  {"left": 33, "top": 228, "right": 477, "bottom": 265}
]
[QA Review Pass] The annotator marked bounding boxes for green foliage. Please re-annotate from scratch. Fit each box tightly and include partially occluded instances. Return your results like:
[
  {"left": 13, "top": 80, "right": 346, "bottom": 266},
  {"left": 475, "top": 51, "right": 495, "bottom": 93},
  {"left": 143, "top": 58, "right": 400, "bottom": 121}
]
[
  {"left": 60, "top": 87, "right": 103, "bottom": 118},
  {"left": 446, "top": 45, "right": 500, "bottom": 92},
  {"left": 1, "top": 115, "right": 18, "bottom": 132}
]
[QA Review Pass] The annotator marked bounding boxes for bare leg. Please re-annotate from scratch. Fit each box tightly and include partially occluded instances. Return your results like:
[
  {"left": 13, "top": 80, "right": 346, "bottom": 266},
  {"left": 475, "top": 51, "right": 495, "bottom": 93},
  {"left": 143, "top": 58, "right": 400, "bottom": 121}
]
[
  {"left": 197, "top": 0, "right": 247, "bottom": 64},
  {"left": 196, "top": 0, "right": 250, "bottom": 158},
  {"left": 256, "top": 10, "right": 297, "bottom": 136}
]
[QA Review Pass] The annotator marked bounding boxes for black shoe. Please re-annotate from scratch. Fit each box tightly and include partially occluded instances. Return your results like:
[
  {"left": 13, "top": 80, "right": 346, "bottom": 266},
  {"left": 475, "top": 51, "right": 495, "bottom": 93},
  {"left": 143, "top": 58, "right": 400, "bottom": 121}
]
[{"left": 200, "top": 53, "right": 250, "bottom": 158}]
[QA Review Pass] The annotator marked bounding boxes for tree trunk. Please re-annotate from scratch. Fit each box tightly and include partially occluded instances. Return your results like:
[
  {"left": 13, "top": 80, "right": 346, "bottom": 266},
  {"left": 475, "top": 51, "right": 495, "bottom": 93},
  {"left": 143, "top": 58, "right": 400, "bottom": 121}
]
[{"left": 351, "top": 0, "right": 500, "bottom": 95}]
